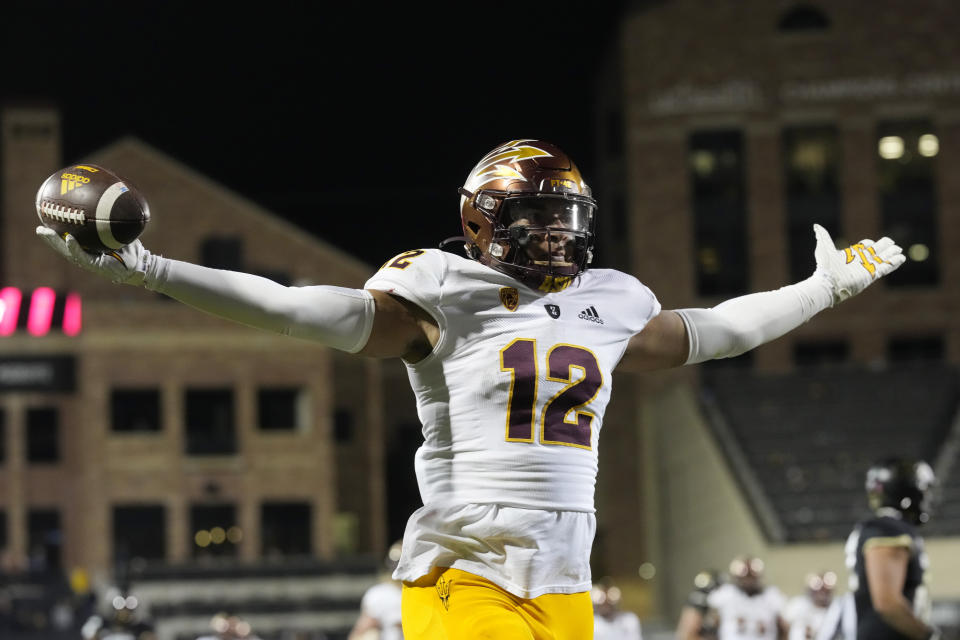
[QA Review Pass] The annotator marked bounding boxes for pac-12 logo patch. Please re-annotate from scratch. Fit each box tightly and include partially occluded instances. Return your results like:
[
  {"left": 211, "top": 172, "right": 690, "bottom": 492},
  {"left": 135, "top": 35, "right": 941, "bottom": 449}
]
[
  {"left": 500, "top": 287, "right": 519, "bottom": 311},
  {"left": 544, "top": 304, "right": 561, "bottom": 319}
]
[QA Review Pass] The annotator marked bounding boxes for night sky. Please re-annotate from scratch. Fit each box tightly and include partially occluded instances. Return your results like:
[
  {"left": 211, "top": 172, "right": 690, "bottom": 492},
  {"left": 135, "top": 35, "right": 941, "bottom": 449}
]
[{"left": 4, "top": 2, "right": 627, "bottom": 266}]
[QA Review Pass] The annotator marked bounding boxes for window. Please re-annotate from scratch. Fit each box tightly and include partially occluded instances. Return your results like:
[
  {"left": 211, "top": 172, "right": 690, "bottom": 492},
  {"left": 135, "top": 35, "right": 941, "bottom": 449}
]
[
  {"left": 111, "top": 388, "right": 162, "bottom": 432},
  {"left": 888, "top": 336, "right": 944, "bottom": 364},
  {"left": 261, "top": 501, "right": 311, "bottom": 557},
  {"left": 258, "top": 387, "right": 304, "bottom": 431},
  {"left": 26, "top": 407, "right": 59, "bottom": 463},
  {"left": 689, "top": 130, "right": 749, "bottom": 297},
  {"left": 877, "top": 119, "right": 939, "bottom": 287},
  {"left": 185, "top": 388, "right": 236, "bottom": 455},
  {"left": 113, "top": 505, "right": 166, "bottom": 563},
  {"left": 793, "top": 341, "right": 849, "bottom": 367},
  {"left": 191, "top": 503, "right": 239, "bottom": 558},
  {"left": 778, "top": 4, "right": 830, "bottom": 32},
  {"left": 201, "top": 235, "right": 244, "bottom": 270},
  {"left": 334, "top": 408, "right": 354, "bottom": 443},
  {"left": 783, "top": 126, "right": 841, "bottom": 282},
  {"left": 28, "top": 509, "right": 61, "bottom": 572}
]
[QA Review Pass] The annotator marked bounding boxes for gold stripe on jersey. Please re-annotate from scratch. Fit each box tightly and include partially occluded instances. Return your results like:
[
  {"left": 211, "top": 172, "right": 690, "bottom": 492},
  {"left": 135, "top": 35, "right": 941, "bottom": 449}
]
[{"left": 863, "top": 534, "right": 914, "bottom": 550}]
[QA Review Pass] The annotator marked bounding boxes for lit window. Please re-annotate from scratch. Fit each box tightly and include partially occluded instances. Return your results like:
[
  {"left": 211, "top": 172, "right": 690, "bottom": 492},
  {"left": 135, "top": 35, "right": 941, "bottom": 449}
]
[
  {"left": 918, "top": 134, "right": 939, "bottom": 157},
  {"left": 878, "top": 136, "right": 904, "bottom": 160},
  {"left": 877, "top": 119, "right": 939, "bottom": 287},
  {"left": 689, "top": 130, "right": 748, "bottom": 297},
  {"left": 782, "top": 125, "right": 841, "bottom": 282}
]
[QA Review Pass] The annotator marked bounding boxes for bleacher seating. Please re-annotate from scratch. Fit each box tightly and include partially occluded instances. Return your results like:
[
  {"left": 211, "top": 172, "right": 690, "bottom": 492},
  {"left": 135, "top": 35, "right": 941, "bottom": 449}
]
[
  {"left": 122, "top": 556, "right": 382, "bottom": 640},
  {"left": 700, "top": 364, "right": 960, "bottom": 542}
]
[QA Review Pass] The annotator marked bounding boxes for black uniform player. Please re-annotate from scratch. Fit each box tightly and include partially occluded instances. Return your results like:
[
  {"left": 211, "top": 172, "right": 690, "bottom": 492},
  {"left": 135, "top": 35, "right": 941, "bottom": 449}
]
[
  {"left": 845, "top": 457, "right": 938, "bottom": 640},
  {"left": 676, "top": 569, "right": 721, "bottom": 640}
]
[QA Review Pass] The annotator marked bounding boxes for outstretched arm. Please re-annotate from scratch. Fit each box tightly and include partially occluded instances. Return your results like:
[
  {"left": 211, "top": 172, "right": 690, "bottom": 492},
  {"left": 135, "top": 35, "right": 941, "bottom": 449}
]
[
  {"left": 36, "top": 227, "right": 435, "bottom": 360},
  {"left": 626, "top": 224, "right": 905, "bottom": 370}
]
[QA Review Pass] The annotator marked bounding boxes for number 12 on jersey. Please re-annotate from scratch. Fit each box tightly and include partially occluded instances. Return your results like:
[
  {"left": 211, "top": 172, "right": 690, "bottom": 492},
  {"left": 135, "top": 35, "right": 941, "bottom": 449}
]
[{"left": 499, "top": 338, "right": 603, "bottom": 450}]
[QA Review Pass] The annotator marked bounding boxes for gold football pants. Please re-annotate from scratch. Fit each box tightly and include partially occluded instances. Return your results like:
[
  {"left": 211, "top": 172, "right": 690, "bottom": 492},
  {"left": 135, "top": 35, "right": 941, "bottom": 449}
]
[{"left": 401, "top": 567, "right": 594, "bottom": 640}]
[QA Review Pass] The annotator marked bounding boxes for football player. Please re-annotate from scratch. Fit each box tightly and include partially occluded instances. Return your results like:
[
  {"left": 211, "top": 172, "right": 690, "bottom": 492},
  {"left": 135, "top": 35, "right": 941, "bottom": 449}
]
[
  {"left": 348, "top": 540, "right": 404, "bottom": 640},
  {"left": 675, "top": 569, "right": 721, "bottom": 640},
  {"left": 37, "top": 139, "right": 905, "bottom": 640},
  {"left": 782, "top": 571, "right": 836, "bottom": 640},
  {"left": 591, "top": 579, "right": 643, "bottom": 640},
  {"left": 842, "top": 458, "right": 939, "bottom": 640},
  {"left": 708, "top": 556, "right": 788, "bottom": 640}
]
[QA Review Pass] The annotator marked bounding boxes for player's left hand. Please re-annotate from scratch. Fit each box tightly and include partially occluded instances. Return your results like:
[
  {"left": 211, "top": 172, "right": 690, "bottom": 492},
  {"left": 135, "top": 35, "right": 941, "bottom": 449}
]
[
  {"left": 36, "top": 225, "right": 154, "bottom": 286},
  {"left": 812, "top": 223, "right": 905, "bottom": 305}
]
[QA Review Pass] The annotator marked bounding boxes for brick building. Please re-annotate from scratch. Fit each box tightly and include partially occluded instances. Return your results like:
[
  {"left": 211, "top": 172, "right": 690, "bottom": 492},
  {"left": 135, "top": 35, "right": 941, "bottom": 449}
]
[
  {"left": 0, "top": 105, "right": 417, "bottom": 588},
  {"left": 588, "top": 0, "right": 960, "bottom": 620}
]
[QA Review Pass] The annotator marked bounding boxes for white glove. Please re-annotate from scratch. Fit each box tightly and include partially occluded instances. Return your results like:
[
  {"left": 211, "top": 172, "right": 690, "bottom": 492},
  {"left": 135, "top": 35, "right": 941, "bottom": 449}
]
[
  {"left": 813, "top": 223, "right": 905, "bottom": 305},
  {"left": 36, "top": 226, "right": 156, "bottom": 286}
]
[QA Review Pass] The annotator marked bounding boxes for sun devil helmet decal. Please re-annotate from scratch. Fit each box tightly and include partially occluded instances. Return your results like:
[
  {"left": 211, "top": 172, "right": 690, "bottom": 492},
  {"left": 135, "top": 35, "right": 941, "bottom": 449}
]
[{"left": 459, "top": 139, "right": 597, "bottom": 293}]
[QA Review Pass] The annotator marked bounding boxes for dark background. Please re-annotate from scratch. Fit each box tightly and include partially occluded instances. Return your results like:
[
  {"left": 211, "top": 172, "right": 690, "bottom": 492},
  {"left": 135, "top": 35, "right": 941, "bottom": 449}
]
[{"left": 3, "top": 2, "right": 626, "bottom": 266}]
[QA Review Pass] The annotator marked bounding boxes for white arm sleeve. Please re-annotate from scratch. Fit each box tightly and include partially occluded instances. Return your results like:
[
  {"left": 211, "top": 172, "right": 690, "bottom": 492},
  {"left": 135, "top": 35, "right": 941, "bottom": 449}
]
[
  {"left": 675, "top": 273, "right": 833, "bottom": 365},
  {"left": 145, "top": 258, "right": 375, "bottom": 353}
]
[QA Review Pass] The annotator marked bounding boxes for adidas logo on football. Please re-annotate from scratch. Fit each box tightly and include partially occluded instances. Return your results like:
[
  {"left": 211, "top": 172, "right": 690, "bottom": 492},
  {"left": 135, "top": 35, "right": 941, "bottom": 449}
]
[
  {"left": 60, "top": 172, "right": 91, "bottom": 195},
  {"left": 578, "top": 306, "right": 604, "bottom": 324}
]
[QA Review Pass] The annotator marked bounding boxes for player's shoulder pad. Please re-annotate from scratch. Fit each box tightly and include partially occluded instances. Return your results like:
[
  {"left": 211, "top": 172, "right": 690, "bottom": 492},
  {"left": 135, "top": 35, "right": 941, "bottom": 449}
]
[
  {"left": 589, "top": 268, "right": 662, "bottom": 325},
  {"left": 860, "top": 516, "right": 916, "bottom": 549},
  {"left": 707, "top": 582, "right": 735, "bottom": 607},
  {"left": 364, "top": 248, "right": 448, "bottom": 309}
]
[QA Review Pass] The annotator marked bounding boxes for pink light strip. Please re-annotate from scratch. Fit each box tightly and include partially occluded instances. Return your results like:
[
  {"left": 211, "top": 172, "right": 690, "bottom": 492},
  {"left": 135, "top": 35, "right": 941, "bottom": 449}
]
[
  {"left": 27, "top": 287, "right": 55, "bottom": 336},
  {"left": 63, "top": 292, "right": 82, "bottom": 336},
  {"left": 0, "top": 287, "right": 22, "bottom": 336}
]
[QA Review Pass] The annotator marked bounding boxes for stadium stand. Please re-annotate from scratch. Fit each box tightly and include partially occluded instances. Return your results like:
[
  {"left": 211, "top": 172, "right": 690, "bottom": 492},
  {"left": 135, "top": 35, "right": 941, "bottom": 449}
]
[
  {"left": 699, "top": 364, "right": 960, "bottom": 542},
  {"left": 124, "top": 557, "right": 380, "bottom": 640}
]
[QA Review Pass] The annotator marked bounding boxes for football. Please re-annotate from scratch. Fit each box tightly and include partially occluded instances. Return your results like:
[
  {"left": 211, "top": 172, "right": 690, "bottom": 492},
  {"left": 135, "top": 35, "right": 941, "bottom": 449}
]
[{"left": 35, "top": 163, "right": 150, "bottom": 252}]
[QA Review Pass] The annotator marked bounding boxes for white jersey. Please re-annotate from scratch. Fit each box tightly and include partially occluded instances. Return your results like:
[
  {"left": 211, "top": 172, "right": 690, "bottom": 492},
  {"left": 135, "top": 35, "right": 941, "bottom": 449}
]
[
  {"left": 359, "top": 580, "right": 403, "bottom": 640},
  {"left": 708, "top": 584, "right": 786, "bottom": 640},
  {"left": 365, "top": 249, "right": 659, "bottom": 598},
  {"left": 594, "top": 610, "right": 643, "bottom": 640},
  {"left": 783, "top": 595, "right": 829, "bottom": 640}
]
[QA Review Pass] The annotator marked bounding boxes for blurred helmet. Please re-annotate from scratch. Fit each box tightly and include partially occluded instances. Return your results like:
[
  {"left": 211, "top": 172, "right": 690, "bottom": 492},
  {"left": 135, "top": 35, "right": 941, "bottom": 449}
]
[
  {"left": 866, "top": 457, "right": 936, "bottom": 525},
  {"left": 384, "top": 539, "right": 403, "bottom": 573},
  {"left": 729, "top": 555, "right": 765, "bottom": 596},
  {"left": 687, "top": 569, "right": 722, "bottom": 610},
  {"left": 458, "top": 139, "right": 597, "bottom": 293},
  {"left": 693, "top": 568, "right": 721, "bottom": 593},
  {"left": 590, "top": 579, "right": 622, "bottom": 616},
  {"left": 805, "top": 571, "right": 836, "bottom": 607}
]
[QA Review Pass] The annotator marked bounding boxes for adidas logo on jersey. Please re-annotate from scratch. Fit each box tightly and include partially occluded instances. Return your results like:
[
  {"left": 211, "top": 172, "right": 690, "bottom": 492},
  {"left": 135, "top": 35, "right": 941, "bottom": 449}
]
[{"left": 578, "top": 306, "right": 604, "bottom": 324}]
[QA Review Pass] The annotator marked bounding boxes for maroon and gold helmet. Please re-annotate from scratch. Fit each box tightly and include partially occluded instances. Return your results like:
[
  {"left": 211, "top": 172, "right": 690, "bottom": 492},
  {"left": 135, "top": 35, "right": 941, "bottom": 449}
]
[{"left": 458, "top": 139, "right": 597, "bottom": 292}]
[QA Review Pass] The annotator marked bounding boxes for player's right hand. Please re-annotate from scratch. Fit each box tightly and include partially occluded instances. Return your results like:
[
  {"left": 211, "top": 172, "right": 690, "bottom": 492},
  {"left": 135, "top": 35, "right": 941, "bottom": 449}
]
[
  {"left": 812, "top": 223, "right": 905, "bottom": 305},
  {"left": 36, "top": 225, "right": 155, "bottom": 286}
]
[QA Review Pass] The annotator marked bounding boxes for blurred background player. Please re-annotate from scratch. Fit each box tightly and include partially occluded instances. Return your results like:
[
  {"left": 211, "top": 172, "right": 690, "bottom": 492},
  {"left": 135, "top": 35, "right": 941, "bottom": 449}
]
[
  {"left": 843, "top": 457, "right": 939, "bottom": 640},
  {"left": 348, "top": 540, "right": 404, "bottom": 640},
  {"left": 708, "top": 555, "right": 787, "bottom": 640},
  {"left": 195, "top": 612, "right": 261, "bottom": 640},
  {"left": 783, "top": 571, "right": 836, "bottom": 640},
  {"left": 80, "top": 584, "right": 155, "bottom": 640},
  {"left": 676, "top": 569, "right": 722, "bottom": 640},
  {"left": 591, "top": 578, "right": 642, "bottom": 640}
]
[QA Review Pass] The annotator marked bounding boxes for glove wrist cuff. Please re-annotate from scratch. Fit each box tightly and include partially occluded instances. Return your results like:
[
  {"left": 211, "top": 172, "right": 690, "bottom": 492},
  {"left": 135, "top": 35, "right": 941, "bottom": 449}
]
[{"left": 143, "top": 254, "right": 169, "bottom": 291}]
